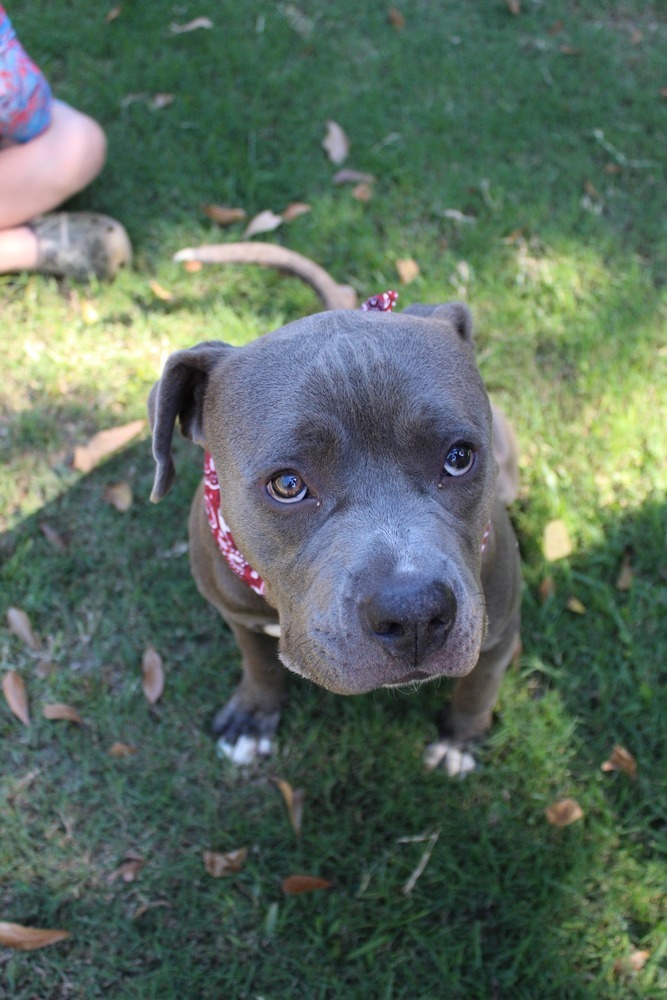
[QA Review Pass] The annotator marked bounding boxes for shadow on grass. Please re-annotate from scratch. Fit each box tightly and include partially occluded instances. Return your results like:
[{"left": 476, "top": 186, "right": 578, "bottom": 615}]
[{"left": 1, "top": 436, "right": 665, "bottom": 998}]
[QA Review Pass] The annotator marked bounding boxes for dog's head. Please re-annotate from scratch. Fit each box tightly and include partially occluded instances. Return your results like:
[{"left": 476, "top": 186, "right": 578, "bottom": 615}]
[{"left": 149, "top": 302, "right": 502, "bottom": 693}]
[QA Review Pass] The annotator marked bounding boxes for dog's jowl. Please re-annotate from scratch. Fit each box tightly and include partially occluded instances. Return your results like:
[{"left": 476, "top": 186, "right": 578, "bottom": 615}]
[{"left": 148, "top": 300, "right": 521, "bottom": 770}]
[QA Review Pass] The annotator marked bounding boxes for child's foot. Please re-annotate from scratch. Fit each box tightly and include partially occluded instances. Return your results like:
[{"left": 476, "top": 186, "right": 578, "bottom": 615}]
[{"left": 31, "top": 212, "right": 132, "bottom": 280}]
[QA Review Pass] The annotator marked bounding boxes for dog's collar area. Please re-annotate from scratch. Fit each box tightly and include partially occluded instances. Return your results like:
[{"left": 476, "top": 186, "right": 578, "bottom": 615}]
[
  {"left": 203, "top": 451, "right": 266, "bottom": 596},
  {"left": 361, "top": 290, "right": 398, "bottom": 312}
]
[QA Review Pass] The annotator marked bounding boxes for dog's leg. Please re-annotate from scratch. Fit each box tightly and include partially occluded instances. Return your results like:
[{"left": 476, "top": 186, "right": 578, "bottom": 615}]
[
  {"left": 212, "top": 624, "right": 287, "bottom": 764},
  {"left": 424, "top": 624, "right": 520, "bottom": 777}
]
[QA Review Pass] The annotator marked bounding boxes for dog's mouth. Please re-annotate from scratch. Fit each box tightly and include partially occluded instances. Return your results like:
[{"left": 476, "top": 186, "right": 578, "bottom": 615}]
[{"left": 382, "top": 669, "right": 432, "bottom": 688}]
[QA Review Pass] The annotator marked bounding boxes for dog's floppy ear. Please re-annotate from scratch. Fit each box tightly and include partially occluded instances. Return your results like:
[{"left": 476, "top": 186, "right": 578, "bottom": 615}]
[
  {"left": 401, "top": 301, "right": 473, "bottom": 343},
  {"left": 148, "top": 341, "right": 232, "bottom": 503}
]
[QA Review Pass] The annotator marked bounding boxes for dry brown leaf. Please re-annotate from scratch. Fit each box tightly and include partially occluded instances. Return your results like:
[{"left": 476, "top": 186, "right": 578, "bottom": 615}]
[
  {"left": 282, "top": 874, "right": 333, "bottom": 895},
  {"left": 548, "top": 20, "right": 564, "bottom": 34},
  {"left": 615, "top": 548, "right": 634, "bottom": 591},
  {"left": 132, "top": 900, "right": 170, "bottom": 920},
  {"left": 543, "top": 519, "right": 573, "bottom": 561},
  {"left": 0, "top": 921, "right": 70, "bottom": 951},
  {"left": 388, "top": 7, "right": 405, "bottom": 29},
  {"left": 39, "top": 522, "right": 68, "bottom": 553},
  {"left": 396, "top": 258, "right": 420, "bottom": 284},
  {"left": 170, "top": 17, "right": 213, "bottom": 33},
  {"left": 2, "top": 670, "right": 30, "bottom": 726},
  {"left": 105, "top": 6, "right": 122, "bottom": 23},
  {"left": 203, "top": 847, "right": 248, "bottom": 877},
  {"left": 545, "top": 798, "right": 584, "bottom": 827},
  {"left": 72, "top": 420, "right": 145, "bottom": 474},
  {"left": 629, "top": 949, "right": 650, "bottom": 971},
  {"left": 322, "top": 120, "right": 350, "bottom": 165},
  {"left": 584, "top": 179, "right": 603, "bottom": 202},
  {"left": 201, "top": 204, "right": 247, "bottom": 226},
  {"left": 505, "top": 0, "right": 520, "bottom": 14},
  {"left": 560, "top": 45, "right": 583, "bottom": 55},
  {"left": 142, "top": 646, "right": 164, "bottom": 704},
  {"left": 104, "top": 481, "right": 133, "bottom": 513},
  {"left": 601, "top": 744, "right": 637, "bottom": 780},
  {"left": 333, "top": 169, "right": 376, "bottom": 185},
  {"left": 538, "top": 575, "right": 556, "bottom": 603},
  {"left": 243, "top": 210, "right": 284, "bottom": 239},
  {"left": 604, "top": 163, "right": 623, "bottom": 175},
  {"left": 149, "top": 280, "right": 175, "bottom": 301},
  {"left": 109, "top": 742, "right": 137, "bottom": 758},
  {"left": 34, "top": 658, "right": 56, "bottom": 680},
  {"left": 42, "top": 703, "right": 84, "bottom": 725},
  {"left": 352, "top": 182, "right": 373, "bottom": 202},
  {"left": 7, "top": 607, "right": 41, "bottom": 651},
  {"left": 184, "top": 260, "right": 203, "bottom": 272},
  {"left": 660, "top": 88, "right": 667, "bottom": 100},
  {"left": 108, "top": 857, "right": 144, "bottom": 883},
  {"left": 281, "top": 202, "right": 312, "bottom": 222},
  {"left": 150, "top": 93, "right": 174, "bottom": 110},
  {"left": 566, "top": 596, "right": 587, "bottom": 615},
  {"left": 272, "top": 778, "right": 304, "bottom": 836}
]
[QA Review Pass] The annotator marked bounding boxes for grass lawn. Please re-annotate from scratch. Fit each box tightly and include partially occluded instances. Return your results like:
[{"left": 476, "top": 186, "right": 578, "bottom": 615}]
[{"left": 1, "top": 1, "right": 666, "bottom": 997}]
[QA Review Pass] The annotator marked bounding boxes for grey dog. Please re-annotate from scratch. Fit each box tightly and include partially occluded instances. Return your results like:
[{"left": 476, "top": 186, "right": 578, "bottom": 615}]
[{"left": 148, "top": 300, "right": 521, "bottom": 771}]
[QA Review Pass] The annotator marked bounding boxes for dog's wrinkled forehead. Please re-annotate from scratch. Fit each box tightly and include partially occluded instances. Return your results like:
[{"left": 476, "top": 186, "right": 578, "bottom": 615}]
[{"left": 210, "top": 309, "right": 490, "bottom": 471}]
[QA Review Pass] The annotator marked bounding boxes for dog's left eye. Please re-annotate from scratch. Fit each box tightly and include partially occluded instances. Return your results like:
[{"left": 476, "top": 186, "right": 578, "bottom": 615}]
[
  {"left": 266, "top": 471, "right": 309, "bottom": 503},
  {"left": 443, "top": 444, "right": 475, "bottom": 477}
]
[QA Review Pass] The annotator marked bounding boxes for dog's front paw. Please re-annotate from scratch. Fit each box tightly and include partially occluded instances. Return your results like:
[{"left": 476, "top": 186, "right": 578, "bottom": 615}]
[
  {"left": 423, "top": 739, "right": 478, "bottom": 778},
  {"left": 212, "top": 696, "right": 280, "bottom": 766}
]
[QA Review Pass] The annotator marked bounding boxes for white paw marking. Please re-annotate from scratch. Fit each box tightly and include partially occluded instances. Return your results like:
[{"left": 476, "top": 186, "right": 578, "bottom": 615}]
[
  {"left": 423, "top": 739, "right": 477, "bottom": 778},
  {"left": 216, "top": 734, "right": 274, "bottom": 765}
]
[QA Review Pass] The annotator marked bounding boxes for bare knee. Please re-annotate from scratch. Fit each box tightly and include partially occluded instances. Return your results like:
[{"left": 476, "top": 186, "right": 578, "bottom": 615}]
[{"left": 51, "top": 103, "right": 107, "bottom": 198}]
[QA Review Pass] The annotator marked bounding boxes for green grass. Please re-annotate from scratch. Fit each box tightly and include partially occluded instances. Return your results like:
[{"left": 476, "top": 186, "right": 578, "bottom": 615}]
[{"left": 1, "top": 1, "right": 666, "bottom": 997}]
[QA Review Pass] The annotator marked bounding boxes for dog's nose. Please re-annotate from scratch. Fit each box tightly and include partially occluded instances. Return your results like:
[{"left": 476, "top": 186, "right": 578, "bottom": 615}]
[{"left": 361, "top": 578, "right": 457, "bottom": 661}]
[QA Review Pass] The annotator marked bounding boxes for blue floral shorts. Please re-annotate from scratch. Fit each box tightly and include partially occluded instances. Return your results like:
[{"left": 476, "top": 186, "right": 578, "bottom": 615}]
[{"left": 0, "top": 5, "right": 52, "bottom": 142}]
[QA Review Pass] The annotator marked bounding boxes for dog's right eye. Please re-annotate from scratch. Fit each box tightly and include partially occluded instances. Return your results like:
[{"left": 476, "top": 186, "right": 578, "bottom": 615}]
[{"left": 266, "top": 471, "right": 309, "bottom": 504}]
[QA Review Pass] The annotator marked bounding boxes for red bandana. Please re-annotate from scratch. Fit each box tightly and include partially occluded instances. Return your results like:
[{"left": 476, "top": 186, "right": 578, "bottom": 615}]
[
  {"left": 204, "top": 292, "right": 490, "bottom": 590},
  {"left": 203, "top": 451, "right": 266, "bottom": 596}
]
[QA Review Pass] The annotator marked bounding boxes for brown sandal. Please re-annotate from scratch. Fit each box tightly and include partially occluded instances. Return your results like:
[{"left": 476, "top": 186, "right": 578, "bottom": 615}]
[{"left": 30, "top": 211, "right": 132, "bottom": 280}]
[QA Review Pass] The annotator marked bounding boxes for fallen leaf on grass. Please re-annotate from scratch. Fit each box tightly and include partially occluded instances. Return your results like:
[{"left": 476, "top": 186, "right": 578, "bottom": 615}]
[
  {"left": 566, "top": 596, "right": 587, "bottom": 615},
  {"left": 80, "top": 300, "right": 100, "bottom": 325},
  {"left": 505, "top": 0, "right": 521, "bottom": 14},
  {"left": 272, "top": 778, "right": 304, "bottom": 836},
  {"left": 105, "top": 6, "right": 122, "bottom": 24},
  {"left": 545, "top": 798, "right": 584, "bottom": 827},
  {"left": 39, "top": 522, "right": 68, "bottom": 553},
  {"left": 170, "top": 17, "right": 213, "bottom": 33},
  {"left": 184, "top": 260, "right": 202, "bottom": 272},
  {"left": 282, "top": 875, "right": 333, "bottom": 895},
  {"left": 201, "top": 204, "right": 247, "bottom": 226},
  {"left": 601, "top": 745, "right": 637, "bottom": 780},
  {"left": 149, "top": 280, "right": 175, "bottom": 302},
  {"left": 543, "top": 519, "right": 573, "bottom": 561},
  {"left": 2, "top": 671, "right": 30, "bottom": 726},
  {"left": 132, "top": 900, "right": 171, "bottom": 920},
  {"left": 104, "top": 481, "right": 133, "bottom": 513},
  {"left": 108, "top": 857, "right": 144, "bottom": 883},
  {"left": 42, "top": 704, "right": 84, "bottom": 725},
  {"left": 333, "top": 169, "right": 376, "bottom": 185},
  {"left": 352, "top": 182, "right": 373, "bottom": 202},
  {"left": 7, "top": 607, "right": 41, "bottom": 650},
  {"left": 281, "top": 202, "right": 312, "bottom": 222},
  {"left": 142, "top": 647, "right": 164, "bottom": 704},
  {"left": 629, "top": 950, "right": 650, "bottom": 971},
  {"left": 0, "top": 922, "right": 70, "bottom": 951},
  {"left": 538, "top": 575, "right": 556, "bottom": 603},
  {"left": 203, "top": 848, "right": 248, "bottom": 877},
  {"left": 150, "top": 93, "right": 175, "bottom": 110},
  {"left": 615, "top": 548, "right": 634, "bottom": 591},
  {"left": 109, "top": 742, "right": 137, "bottom": 758},
  {"left": 396, "top": 258, "right": 420, "bottom": 284},
  {"left": 322, "top": 120, "right": 350, "bottom": 165},
  {"left": 243, "top": 210, "right": 284, "bottom": 239},
  {"left": 560, "top": 45, "right": 583, "bottom": 56},
  {"left": 388, "top": 7, "right": 405, "bottom": 29},
  {"left": 72, "top": 420, "right": 145, "bottom": 474}
]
